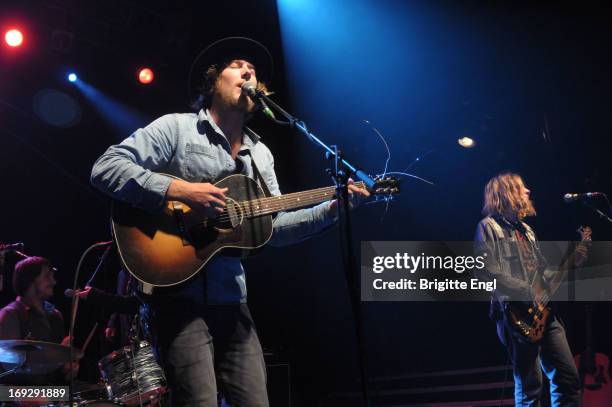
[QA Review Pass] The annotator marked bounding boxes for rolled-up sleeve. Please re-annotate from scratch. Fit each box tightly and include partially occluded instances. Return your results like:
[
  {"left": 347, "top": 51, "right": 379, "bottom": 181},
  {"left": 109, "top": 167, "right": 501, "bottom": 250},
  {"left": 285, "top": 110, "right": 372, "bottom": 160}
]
[
  {"left": 270, "top": 202, "right": 338, "bottom": 247},
  {"left": 91, "top": 114, "right": 178, "bottom": 212},
  {"left": 256, "top": 145, "right": 338, "bottom": 247}
]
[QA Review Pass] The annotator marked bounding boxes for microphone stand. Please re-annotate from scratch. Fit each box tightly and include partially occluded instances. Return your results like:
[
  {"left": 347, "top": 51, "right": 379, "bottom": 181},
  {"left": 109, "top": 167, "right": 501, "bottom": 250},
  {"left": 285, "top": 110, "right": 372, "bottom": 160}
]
[
  {"left": 255, "top": 90, "right": 373, "bottom": 406},
  {"left": 68, "top": 241, "right": 114, "bottom": 404},
  {"left": 582, "top": 199, "right": 612, "bottom": 226}
]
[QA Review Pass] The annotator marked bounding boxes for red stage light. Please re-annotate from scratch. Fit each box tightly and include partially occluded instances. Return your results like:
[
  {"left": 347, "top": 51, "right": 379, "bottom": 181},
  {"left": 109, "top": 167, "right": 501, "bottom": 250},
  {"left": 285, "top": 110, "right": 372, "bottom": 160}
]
[
  {"left": 4, "top": 29, "right": 24, "bottom": 47},
  {"left": 138, "top": 68, "right": 154, "bottom": 84}
]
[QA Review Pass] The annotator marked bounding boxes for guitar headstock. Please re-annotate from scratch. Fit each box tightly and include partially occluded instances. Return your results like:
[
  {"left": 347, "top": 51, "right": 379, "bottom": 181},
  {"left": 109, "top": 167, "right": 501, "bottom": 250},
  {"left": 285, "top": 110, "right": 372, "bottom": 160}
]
[{"left": 371, "top": 176, "right": 400, "bottom": 196}]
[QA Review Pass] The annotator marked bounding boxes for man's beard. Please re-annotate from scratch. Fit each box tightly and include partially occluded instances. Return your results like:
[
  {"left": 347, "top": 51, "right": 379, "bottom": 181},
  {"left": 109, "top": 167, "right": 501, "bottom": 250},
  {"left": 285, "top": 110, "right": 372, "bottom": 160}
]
[{"left": 218, "top": 91, "right": 255, "bottom": 114}]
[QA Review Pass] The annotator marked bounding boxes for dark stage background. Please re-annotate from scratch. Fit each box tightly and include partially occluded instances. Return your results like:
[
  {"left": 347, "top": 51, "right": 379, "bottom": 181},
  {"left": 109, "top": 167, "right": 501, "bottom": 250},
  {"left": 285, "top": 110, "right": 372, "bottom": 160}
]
[{"left": 1, "top": 1, "right": 611, "bottom": 405}]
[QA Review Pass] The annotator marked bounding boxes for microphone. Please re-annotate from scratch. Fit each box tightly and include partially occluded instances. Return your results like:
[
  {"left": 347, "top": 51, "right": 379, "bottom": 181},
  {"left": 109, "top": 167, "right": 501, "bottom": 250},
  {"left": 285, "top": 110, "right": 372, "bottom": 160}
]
[
  {"left": 563, "top": 192, "right": 603, "bottom": 203},
  {"left": 0, "top": 242, "right": 24, "bottom": 252},
  {"left": 241, "top": 81, "right": 258, "bottom": 99},
  {"left": 241, "top": 82, "right": 276, "bottom": 120},
  {"left": 64, "top": 288, "right": 89, "bottom": 298}
]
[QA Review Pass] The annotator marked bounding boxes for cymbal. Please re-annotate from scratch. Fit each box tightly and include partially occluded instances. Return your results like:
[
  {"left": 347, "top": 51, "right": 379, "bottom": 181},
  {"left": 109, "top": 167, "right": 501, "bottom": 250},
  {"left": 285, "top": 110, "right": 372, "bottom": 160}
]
[{"left": 0, "top": 340, "right": 83, "bottom": 374}]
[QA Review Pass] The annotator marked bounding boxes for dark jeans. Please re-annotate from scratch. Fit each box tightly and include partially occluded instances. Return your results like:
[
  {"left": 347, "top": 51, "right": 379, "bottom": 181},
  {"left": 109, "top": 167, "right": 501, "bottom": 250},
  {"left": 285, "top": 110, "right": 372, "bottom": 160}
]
[
  {"left": 147, "top": 302, "right": 269, "bottom": 407},
  {"left": 497, "top": 316, "right": 581, "bottom": 407}
]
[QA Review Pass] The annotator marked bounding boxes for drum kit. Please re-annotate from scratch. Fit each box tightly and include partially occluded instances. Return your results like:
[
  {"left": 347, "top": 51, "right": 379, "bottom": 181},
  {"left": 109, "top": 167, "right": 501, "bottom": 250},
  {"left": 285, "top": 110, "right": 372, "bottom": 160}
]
[
  {"left": 0, "top": 339, "right": 168, "bottom": 406},
  {"left": 1, "top": 242, "right": 169, "bottom": 406}
]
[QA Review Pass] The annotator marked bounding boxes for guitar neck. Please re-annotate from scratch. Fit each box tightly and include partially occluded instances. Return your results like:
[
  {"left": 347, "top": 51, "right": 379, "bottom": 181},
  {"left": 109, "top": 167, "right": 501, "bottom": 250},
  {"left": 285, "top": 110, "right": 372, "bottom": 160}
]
[
  {"left": 538, "top": 240, "right": 590, "bottom": 307},
  {"left": 243, "top": 181, "right": 365, "bottom": 217}
]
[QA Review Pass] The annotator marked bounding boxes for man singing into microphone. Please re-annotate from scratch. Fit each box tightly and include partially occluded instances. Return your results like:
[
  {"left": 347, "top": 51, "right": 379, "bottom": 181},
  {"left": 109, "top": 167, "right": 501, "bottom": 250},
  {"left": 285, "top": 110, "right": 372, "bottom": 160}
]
[
  {"left": 90, "top": 37, "right": 369, "bottom": 406},
  {"left": 474, "top": 173, "right": 588, "bottom": 406}
]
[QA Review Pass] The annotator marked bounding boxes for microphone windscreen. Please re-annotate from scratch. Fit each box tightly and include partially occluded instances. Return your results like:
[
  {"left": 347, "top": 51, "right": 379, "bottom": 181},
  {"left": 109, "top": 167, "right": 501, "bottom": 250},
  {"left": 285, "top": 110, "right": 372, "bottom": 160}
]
[{"left": 241, "top": 81, "right": 258, "bottom": 98}]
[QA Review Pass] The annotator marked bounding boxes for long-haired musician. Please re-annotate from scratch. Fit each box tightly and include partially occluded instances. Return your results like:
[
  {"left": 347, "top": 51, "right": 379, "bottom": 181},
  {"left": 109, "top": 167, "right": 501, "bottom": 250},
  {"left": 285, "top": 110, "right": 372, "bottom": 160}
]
[{"left": 475, "top": 172, "right": 588, "bottom": 406}]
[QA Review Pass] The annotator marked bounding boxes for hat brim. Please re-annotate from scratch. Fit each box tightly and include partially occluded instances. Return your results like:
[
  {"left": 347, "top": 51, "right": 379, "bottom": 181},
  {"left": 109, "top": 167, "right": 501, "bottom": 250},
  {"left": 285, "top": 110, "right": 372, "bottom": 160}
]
[{"left": 188, "top": 37, "right": 274, "bottom": 102}]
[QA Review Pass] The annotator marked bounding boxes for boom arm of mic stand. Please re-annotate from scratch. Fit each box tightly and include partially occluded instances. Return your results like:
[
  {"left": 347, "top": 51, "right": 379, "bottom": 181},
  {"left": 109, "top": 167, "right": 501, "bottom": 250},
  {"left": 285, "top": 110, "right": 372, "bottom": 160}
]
[
  {"left": 584, "top": 201, "right": 612, "bottom": 225},
  {"left": 258, "top": 92, "right": 376, "bottom": 190},
  {"left": 86, "top": 244, "right": 113, "bottom": 287}
]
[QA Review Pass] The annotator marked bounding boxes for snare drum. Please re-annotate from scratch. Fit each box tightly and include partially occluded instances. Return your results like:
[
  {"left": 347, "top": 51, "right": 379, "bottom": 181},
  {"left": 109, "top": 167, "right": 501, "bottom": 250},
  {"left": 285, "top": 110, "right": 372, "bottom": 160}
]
[{"left": 98, "top": 341, "right": 167, "bottom": 406}]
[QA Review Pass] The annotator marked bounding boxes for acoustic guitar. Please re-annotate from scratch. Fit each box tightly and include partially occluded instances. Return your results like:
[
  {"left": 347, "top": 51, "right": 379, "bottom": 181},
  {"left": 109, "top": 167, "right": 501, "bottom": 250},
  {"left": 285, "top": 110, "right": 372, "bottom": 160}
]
[{"left": 112, "top": 173, "right": 398, "bottom": 287}]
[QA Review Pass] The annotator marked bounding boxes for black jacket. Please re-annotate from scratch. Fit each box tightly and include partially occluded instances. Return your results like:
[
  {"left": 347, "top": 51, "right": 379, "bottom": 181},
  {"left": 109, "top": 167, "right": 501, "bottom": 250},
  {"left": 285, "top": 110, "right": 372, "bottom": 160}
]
[{"left": 474, "top": 215, "right": 558, "bottom": 319}]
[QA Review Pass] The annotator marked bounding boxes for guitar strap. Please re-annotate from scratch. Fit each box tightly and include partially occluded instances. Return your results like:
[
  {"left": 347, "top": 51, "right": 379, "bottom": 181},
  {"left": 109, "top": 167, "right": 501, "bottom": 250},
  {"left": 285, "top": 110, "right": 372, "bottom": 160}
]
[
  {"left": 247, "top": 152, "right": 273, "bottom": 198},
  {"left": 493, "top": 216, "right": 542, "bottom": 287}
]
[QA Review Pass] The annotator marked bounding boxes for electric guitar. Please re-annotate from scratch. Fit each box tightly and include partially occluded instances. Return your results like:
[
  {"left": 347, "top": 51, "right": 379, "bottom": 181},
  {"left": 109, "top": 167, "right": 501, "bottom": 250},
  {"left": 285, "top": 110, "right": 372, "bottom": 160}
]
[
  {"left": 111, "top": 173, "right": 398, "bottom": 287},
  {"left": 506, "top": 225, "right": 592, "bottom": 343}
]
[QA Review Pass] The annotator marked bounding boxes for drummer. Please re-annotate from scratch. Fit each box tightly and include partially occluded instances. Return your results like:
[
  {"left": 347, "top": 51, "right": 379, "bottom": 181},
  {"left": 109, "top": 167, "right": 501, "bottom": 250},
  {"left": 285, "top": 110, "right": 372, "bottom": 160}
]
[{"left": 0, "top": 256, "right": 78, "bottom": 384}]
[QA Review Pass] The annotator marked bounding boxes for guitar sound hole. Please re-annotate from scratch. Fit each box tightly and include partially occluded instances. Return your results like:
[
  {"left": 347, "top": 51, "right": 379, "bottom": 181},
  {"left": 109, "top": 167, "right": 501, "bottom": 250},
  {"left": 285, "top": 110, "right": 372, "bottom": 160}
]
[
  {"left": 192, "top": 198, "right": 244, "bottom": 235},
  {"left": 210, "top": 213, "right": 233, "bottom": 230},
  {"left": 221, "top": 198, "right": 244, "bottom": 229}
]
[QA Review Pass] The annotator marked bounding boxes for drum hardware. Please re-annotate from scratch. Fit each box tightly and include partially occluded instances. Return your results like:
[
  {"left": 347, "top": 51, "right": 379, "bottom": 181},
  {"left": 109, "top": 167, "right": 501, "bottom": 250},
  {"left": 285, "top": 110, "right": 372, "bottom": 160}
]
[{"left": 98, "top": 340, "right": 167, "bottom": 406}]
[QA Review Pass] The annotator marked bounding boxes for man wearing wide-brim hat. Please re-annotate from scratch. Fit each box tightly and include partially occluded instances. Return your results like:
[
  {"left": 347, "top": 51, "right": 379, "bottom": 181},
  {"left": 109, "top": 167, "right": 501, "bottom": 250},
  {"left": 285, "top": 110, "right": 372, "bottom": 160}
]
[{"left": 91, "top": 37, "right": 368, "bottom": 405}]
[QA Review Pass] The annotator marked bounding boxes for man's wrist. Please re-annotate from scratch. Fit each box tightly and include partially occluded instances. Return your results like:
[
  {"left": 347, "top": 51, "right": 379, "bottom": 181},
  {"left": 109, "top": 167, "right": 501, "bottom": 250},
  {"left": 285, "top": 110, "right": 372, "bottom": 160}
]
[{"left": 166, "top": 179, "right": 189, "bottom": 202}]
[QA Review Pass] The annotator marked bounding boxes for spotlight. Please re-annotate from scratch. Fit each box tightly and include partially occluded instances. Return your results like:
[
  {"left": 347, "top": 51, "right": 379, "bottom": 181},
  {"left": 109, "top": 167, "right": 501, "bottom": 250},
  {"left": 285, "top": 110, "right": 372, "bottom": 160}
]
[
  {"left": 67, "top": 73, "right": 77, "bottom": 82},
  {"left": 138, "top": 68, "right": 154, "bottom": 85},
  {"left": 458, "top": 137, "right": 475, "bottom": 148},
  {"left": 4, "top": 29, "right": 24, "bottom": 47}
]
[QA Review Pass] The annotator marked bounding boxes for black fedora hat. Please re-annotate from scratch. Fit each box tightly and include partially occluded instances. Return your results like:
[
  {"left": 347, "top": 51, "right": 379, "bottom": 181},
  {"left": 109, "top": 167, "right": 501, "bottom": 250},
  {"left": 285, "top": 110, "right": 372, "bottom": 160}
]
[{"left": 188, "top": 37, "right": 274, "bottom": 101}]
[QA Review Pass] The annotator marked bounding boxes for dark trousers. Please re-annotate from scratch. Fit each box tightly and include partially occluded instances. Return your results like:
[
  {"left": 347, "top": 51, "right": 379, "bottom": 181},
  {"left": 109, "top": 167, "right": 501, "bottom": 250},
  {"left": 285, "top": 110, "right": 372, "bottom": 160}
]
[
  {"left": 149, "top": 302, "right": 269, "bottom": 407},
  {"left": 497, "top": 316, "right": 581, "bottom": 407}
]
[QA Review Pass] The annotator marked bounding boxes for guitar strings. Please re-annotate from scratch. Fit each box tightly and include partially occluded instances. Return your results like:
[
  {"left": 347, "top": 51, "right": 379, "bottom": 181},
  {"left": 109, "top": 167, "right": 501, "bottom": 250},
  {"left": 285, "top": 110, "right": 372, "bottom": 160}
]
[
  {"left": 196, "top": 182, "right": 366, "bottom": 224},
  {"left": 191, "top": 188, "right": 334, "bottom": 223},
  {"left": 208, "top": 194, "right": 332, "bottom": 223},
  {"left": 526, "top": 292, "right": 556, "bottom": 331},
  {"left": 218, "top": 181, "right": 365, "bottom": 222},
  {"left": 209, "top": 192, "right": 337, "bottom": 224},
  {"left": 228, "top": 181, "right": 365, "bottom": 219},
  {"left": 250, "top": 181, "right": 364, "bottom": 209},
  {"left": 527, "top": 241, "right": 589, "bottom": 330}
]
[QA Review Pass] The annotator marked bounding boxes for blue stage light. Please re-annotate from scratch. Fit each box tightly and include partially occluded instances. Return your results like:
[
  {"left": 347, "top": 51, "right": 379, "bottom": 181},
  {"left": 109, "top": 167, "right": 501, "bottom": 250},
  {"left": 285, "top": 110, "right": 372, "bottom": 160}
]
[
  {"left": 73, "top": 80, "right": 149, "bottom": 140},
  {"left": 67, "top": 73, "right": 77, "bottom": 82}
]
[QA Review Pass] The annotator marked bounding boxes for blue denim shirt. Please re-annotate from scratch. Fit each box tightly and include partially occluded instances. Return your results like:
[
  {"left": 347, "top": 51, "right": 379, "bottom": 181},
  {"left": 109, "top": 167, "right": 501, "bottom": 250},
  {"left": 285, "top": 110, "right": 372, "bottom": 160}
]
[{"left": 91, "top": 109, "right": 337, "bottom": 304}]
